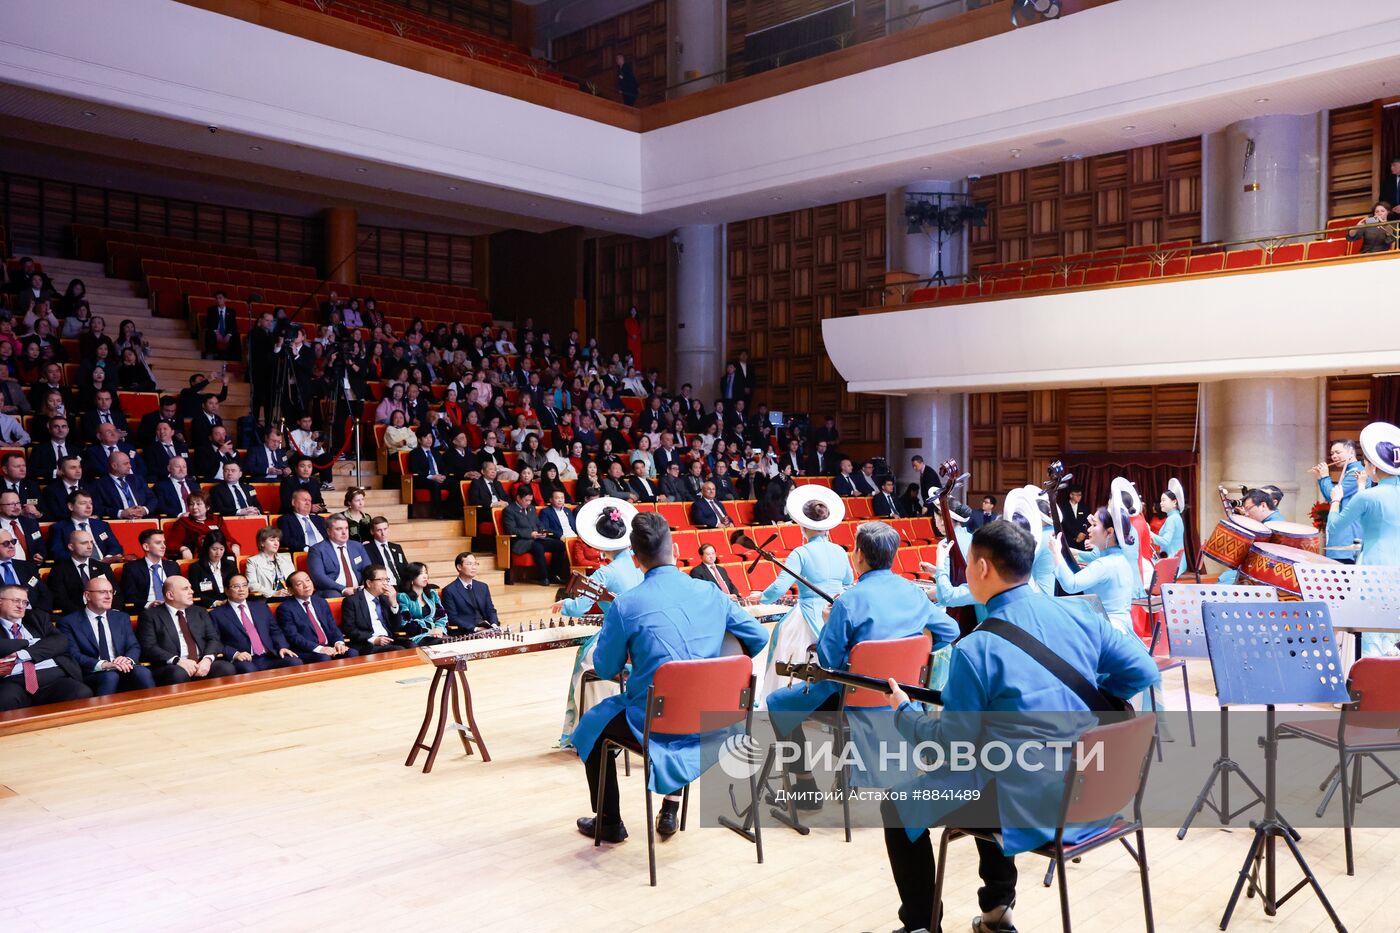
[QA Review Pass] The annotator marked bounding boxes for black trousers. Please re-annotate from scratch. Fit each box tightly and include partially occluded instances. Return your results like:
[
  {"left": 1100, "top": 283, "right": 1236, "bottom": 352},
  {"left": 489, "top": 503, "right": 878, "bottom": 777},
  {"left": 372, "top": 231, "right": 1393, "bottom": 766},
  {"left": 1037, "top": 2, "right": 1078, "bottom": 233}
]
[
  {"left": 347, "top": 639, "right": 404, "bottom": 655},
  {"left": 882, "top": 794, "right": 1018, "bottom": 933},
  {"left": 0, "top": 667, "right": 93, "bottom": 711},
  {"left": 150, "top": 659, "right": 237, "bottom": 686},
  {"left": 519, "top": 538, "right": 568, "bottom": 583},
  {"left": 584, "top": 710, "right": 638, "bottom": 823},
  {"left": 417, "top": 477, "right": 451, "bottom": 517}
]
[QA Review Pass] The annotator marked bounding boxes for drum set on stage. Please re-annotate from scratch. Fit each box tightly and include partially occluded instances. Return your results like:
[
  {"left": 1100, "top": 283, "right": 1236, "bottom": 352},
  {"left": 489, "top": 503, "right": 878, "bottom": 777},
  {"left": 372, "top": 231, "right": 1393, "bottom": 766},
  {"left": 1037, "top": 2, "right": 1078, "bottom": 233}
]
[{"left": 1201, "top": 506, "right": 1337, "bottom": 597}]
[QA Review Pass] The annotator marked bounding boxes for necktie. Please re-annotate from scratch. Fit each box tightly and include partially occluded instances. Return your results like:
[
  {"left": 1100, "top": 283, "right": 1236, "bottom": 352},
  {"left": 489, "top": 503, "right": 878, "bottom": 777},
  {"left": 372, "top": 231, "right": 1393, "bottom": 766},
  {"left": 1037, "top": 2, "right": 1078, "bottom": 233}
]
[
  {"left": 151, "top": 561, "right": 165, "bottom": 594},
  {"left": 105, "top": 446, "right": 115, "bottom": 459},
  {"left": 232, "top": 484, "right": 247, "bottom": 510},
  {"left": 9, "top": 622, "right": 37, "bottom": 694},
  {"left": 302, "top": 600, "right": 327, "bottom": 644},
  {"left": 100, "top": 411, "right": 110, "bottom": 424},
  {"left": 303, "top": 517, "right": 318, "bottom": 546},
  {"left": 887, "top": 494, "right": 896, "bottom": 513},
  {"left": 118, "top": 478, "right": 134, "bottom": 508},
  {"left": 0, "top": 562, "right": 16, "bottom": 586},
  {"left": 425, "top": 449, "right": 438, "bottom": 475},
  {"left": 338, "top": 546, "right": 354, "bottom": 587},
  {"left": 9, "top": 521, "right": 23, "bottom": 553},
  {"left": 78, "top": 520, "right": 88, "bottom": 535},
  {"left": 165, "top": 444, "right": 175, "bottom": 459},
  {"left": 174, "top": 609, "right": 198, "bottom": 660},
  {"left": 380, "top": 545, "right": 396, "bottom": 583},
  {"left": 238, "top": 603, "right": 266, "bottom": 655},
  {"left": 56, "top": 443, "right": 65, "bottom": 459},
  {"left": 712, "top": 565, "right": 730, "bottom": 595},
  {"left": 93, "top": 613, "right": 112, "bottom": 661},
  {"left": 77, "top": 561, "right": 89, "bottom": 583},
  {"left": 179, "top": 479, "right": 189, "bottom": 507}
]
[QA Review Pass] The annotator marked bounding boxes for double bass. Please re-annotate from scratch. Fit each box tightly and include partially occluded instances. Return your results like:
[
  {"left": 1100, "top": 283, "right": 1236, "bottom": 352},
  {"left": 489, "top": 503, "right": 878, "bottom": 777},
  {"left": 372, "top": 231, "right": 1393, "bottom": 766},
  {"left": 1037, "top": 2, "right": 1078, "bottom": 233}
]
[{"left": 934, "top": 459, "right": 976, "bottom": 635}]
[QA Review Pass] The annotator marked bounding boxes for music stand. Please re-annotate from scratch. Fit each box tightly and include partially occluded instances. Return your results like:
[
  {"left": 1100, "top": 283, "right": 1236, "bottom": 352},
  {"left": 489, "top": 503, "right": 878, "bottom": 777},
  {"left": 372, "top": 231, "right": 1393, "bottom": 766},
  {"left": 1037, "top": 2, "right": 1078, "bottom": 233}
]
[
  {"left": 1296, "top": 563, "right": 1400, "bottom": 662},
  {"left": 1202, "top": 601, "right": 1349, "bottom": 932},
  {"left": 1168, "top": 584, "right": 1279, "bottom": 839}
]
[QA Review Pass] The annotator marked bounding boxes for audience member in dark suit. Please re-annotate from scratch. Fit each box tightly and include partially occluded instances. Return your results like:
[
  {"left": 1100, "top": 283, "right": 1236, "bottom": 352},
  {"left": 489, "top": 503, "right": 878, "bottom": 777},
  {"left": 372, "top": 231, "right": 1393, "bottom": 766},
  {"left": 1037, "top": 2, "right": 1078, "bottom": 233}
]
[
  {"left": 79, "top": 390, "right": 130, "bottom": 444},
  {"left": 151, "top": 457, "right": 201, "bottom": 519},
  {"left": 689, "top": 545, "right": 739, "bottom": 596},
  {"left": 48, "top": 529, "right": 117, "bottom": 616},
  {"left": 187, "top": 533, "right": 239, "bottom": 608},
  {"left": 407, "top": 430, "right": 452, "bottom": 519},
  {"left": 691, "top": 483, "right": 733, "bottom": 529},
  {"left": 441, "top": 430, "right": 482, "bottom": 486},
  {"left": 136, "top": 576, "right": 236, "bottom": 685},
  {"left": 852, "top": 462, "right": 882, "bottom": 496},
  {"left": 244, "top": 426, "right": 292, "bottom": 480},
  {"left": 812, "top": 416, "right": 841, "bottom": 447},
  {"left": 966, "top": 496, "right": 998, "bottom": 532},
  {"left": 0, "top": 591, "right": 94, "bottom": 710},
  {"left": 803, "top": 440, "right": 835, "bottom": 477},
  {"left": 277, "top": 490, "right": 328, "bottom": 553},
  {"left": 189, "top": 393, "right": 226, "bottom": 451},
  {"left": 208, "top": 462, "right": 262, "bottom": 517},
  {"left": 59, "top": 575, "right": 157, "bottom": 695},
  {"left": 652, "top": 437, "right": 682, "bottom": 476},
  {"left": 468, "top": 462, "right": 510, "bottom": 533},
  {"left": 832, "top": 459, "right": 860, "bottom": 497},
  {"left": 538, "top": 493, "right": 577, "bottom": 540},
  {"left": 47, "top": 491, "right": 122, "bottom": 562},
  {"left": 338, "top": 566, "right": 407, "bottom": 654},
  {"left": 211, "top": 575, "right": 303, "bottom": 673},
  {"left": 120, "top": 528, "right": 182, "bottom": 612},
  {"left": 873, "top": 478, "right": 905, "bottom": 518},
  {"left": 720, "top": 362, "right": 743, "bottom": 402},
  {"left": 137, "top": 396, "right": 184, "bottom": 446},
  {"left": 91, "top": 452, "right": 154, "bottom": 520},
  {"left": 0, "top": 523, "right": 50, "bottom": 615},
  {"left": 30, "top": 423, "right": 77, "bottom": 488},
  {"left": 307, "top": 515, "right": 371, "bottom": 598},
  {"left": 657, "top": 462, "right": 688, "bottom": 503},
  {"left": 910, "top": 456, "right": 940, "bottom": 502},
  {"left": 203, "top": 293, "right": 241, "bottom": 361},
  {"left": 440, "top": 552, "right": 500, "bottom": 633},
  {"left": 500, "top": 487, "right": 568, "bottom": 586},
  {"left": 1058, "top": 485, "right": 1091, "bottom": 551},
  {"left": 274, "top": 571, "right": 356, "bottom": 663},
  {"left": 192, "top": 425, "right": 241, "bottom": 482},
  {"left": 279, "top": 457, "right": 325, "bottom": 511},
  {"left": 39, "top": 458, "right": 85, "bottom": 522},
  {"left": 0, "top": 491, "right": 46, "bottom": 563},
  {"left": 365, "top": 516, "right": 409, "bottom": 590},
  {"left": 83, "top": 424, "right": 145, "bottom": 480},
  {"left": 710, "top": 462, "right": 739, "bottom": 501},
  {"left": 144, "top": 424, "right": 190, "bottom": 480},
  {"left": 0, "top": 453, "right": 41, "bottom": 515},
  {"left": 602, "top": 462, "right": 639, "bottom": 502}
]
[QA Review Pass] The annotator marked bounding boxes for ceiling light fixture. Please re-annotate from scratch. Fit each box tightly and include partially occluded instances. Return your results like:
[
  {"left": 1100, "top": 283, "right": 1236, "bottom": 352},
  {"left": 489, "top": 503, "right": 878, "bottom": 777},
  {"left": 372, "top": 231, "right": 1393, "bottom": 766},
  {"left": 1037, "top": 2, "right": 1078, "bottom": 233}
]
[
  {"left": 249, "top": 145, "right": 263, "bottom": 151},
  {"left": 355, "top": 167, "right": 368, "bottom": 173},
  {"left": 80, "top": 110, "right": 97, "bottom": 118}
]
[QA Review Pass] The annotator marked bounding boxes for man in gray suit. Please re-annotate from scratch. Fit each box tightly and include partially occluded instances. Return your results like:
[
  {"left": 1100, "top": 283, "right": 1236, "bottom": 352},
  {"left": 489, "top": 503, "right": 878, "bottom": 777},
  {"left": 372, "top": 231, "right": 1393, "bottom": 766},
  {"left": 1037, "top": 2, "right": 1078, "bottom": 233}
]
[{"left": 500, "top": 486, "right": 568, "bottom": 586}]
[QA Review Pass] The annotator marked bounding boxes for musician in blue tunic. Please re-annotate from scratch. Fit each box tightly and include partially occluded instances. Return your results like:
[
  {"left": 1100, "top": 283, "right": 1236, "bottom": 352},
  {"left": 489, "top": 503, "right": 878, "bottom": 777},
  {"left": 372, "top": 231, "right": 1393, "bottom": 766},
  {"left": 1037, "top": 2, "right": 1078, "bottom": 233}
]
[
  {"left": 757, "top": 485, "right": 854, "bottom": 702},
  {"left": 1150, "top": 477, "right": 1186, "bottom": 561},
  {"left": 1052, "top": 501, "right": 1140, "bottom": 636},
  {"left": 924, "top": 503, "right": 985, "bottom": 622},
  {"left": 881, "top": 520, "right": 1161, "bottom": 933},
  {"left": 555, "top": 497, "right": 645, "bottom": 748},
  {"left": 1327, "top": 422, "right": 1400, "bottom": 655},
  {"left": 764, "top": 522, "right": 959, "bottom": 802},
  {"left": 1005, "top": 487, "right": 1055, "bottom": 595},
  {"left": 1218, "top": 488, "right": 1285, "bottom": 585},
  {"left": 574, "top": 513, "right": 768, "bottom": 843},
  {"left": 1313, "top": 438, "right": 1367, "bottom": 561}
]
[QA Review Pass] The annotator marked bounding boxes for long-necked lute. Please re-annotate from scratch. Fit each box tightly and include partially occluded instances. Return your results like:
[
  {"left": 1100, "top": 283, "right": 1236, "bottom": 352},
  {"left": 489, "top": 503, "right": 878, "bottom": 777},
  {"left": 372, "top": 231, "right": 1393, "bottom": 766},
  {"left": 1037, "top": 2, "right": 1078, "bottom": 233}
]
[{"left": 774, "top": 660, "right": 941, "bottom": 705}]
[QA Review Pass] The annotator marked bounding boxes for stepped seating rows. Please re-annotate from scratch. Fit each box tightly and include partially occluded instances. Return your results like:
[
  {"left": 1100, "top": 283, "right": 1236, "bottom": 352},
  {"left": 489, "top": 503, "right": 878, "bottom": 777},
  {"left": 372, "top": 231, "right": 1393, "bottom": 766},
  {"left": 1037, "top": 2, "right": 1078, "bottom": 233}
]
[
  {"left": 276, "top": 0, "right": 576, "bottom": 88},
  {"left": 909, "top": 224, "right": 1388, "bottom": 306}
]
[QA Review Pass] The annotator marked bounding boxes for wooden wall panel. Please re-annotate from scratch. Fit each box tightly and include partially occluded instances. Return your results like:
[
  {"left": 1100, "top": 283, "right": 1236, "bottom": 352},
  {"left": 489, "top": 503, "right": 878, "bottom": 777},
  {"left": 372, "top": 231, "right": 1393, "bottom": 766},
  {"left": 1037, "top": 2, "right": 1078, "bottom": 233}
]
[
  {"left": 1326, "top": 374, "right": 1373, "bottom": 444},
  {"left": 968, "top": 383, "right": 1198, "bottom": 501},
  {"left": 552, "top": 1, "right": 667, "bottom": 106},
  {"left": 726, "top": 0, "right": 886, "bottom": 78},
  {"left": 357, "top": 224, "right": 475, "bottom": 285},
  {"left": 0, "top": 171, "right": 319, "bottom": 267},
  {"left": 969, "top": 137, "right": 1202, "bottom": 270},
  {"left": 726, "top": 195, "right": 886, "bottom": 454},
  {"left": 1327, "top": 101, "right": 1382, "bottom": 221},
  {"left": 592, "top": 233, "right": 669, "bottom": 372}
]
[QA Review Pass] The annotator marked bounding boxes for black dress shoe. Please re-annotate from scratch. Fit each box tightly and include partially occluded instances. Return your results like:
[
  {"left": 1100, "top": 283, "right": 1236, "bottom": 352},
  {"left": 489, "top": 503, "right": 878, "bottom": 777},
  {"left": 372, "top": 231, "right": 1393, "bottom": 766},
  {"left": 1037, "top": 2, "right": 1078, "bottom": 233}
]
[
  {"left": 656, "top": 802, "right": 679, "bottom": 838},
  {"left": 576, "top": 816, "right": 628, "bottom": 843}
]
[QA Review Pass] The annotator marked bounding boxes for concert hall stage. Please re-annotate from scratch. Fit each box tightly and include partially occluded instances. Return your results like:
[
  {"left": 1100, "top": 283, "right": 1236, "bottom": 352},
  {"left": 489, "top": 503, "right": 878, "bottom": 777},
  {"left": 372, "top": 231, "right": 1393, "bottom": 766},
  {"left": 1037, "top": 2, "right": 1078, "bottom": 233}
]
[{"left": 3, "top": 647, "right": 1395, "bottom": 932}]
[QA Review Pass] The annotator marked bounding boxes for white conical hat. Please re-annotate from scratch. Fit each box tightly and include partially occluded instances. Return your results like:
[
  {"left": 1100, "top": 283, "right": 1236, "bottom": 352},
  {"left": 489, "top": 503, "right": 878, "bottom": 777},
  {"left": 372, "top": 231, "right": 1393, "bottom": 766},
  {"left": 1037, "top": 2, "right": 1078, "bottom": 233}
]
[
  {"left": 786, "top": 483, "right": 845, "bottom": 531},
  {"left": 1111, "top": 476, "right": 1142, "bottom": 516},
  {"left": 1002, "top": 488, "right": 1040, "bottom": 536},
  {"left": 575, "top": 496, "right": 638, "bottom": 552},
  {"left": 1167, "top": 477, "right": 1186, "bottom": 512},
  {"left": 1360, "top": 421, "right": 1400, "bottom": 476}
]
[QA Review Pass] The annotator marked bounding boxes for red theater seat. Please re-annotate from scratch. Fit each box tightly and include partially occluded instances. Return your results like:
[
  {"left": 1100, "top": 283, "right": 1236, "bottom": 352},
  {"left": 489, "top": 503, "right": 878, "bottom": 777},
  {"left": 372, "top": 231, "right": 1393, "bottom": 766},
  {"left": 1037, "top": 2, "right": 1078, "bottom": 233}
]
[
  {"left": 1225, "top": 248, "right": 1265, "bottom": 270},
  {"left": 1187, "top": 252, "right": 1225, "bottom": 274}
]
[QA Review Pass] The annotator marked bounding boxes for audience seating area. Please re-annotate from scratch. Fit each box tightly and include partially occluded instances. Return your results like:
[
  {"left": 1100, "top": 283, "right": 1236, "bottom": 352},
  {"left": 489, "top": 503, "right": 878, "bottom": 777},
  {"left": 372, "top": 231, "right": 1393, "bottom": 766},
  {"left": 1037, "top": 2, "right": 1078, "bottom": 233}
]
[
  {"left": 276, "top": 0, "right": 576, "bottom": 88},
  {"left": 906, "top": 219, "right": 1394, "bottom": 306}
]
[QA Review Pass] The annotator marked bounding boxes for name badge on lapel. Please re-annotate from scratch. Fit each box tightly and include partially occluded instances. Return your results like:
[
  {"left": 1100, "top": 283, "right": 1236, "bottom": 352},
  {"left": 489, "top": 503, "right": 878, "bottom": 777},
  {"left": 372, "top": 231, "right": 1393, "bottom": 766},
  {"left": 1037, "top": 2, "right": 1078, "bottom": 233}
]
[
  {"left": 98, "top": 532, "right": 110, "bottom": 541},
  {"left": 199, "top": 580, "right": 214, "bottom": 591},
  {"left": 29, "top": 530, "right": 40, "bottom": 540}
]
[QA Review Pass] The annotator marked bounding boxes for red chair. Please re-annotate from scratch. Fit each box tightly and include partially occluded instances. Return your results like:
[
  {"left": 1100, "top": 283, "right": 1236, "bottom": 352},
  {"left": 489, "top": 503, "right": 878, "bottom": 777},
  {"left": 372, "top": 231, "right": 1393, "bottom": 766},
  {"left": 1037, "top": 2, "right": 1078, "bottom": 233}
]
[
  {"left": 1021, "top": 272, "right": 1054, "bottom": 291},
  {"left": 592, "top": 655, "right": 761, "bottom": 886},
  {"left": 1082, "top": 266, "right": 1117, "bottom": 286},
  {"left": 847, "top": 498, "right": 873, "bottom": 520},
  {"left": 778, "top": 524, "right": 806, "bottom": 551},
  {"left": 108, "top": 520, "right": 159, "bottom": 558},
  {"left": 1187, "top": 252, "right": 1225, "bottom": 274},
  {"left": 1277, "top": 657, "right": 1400, "bottom": 876},
  {"left": 1225, "top": 247, "right": 1265, "bottom": 270},
  {"left": 932, "top": 715, "right": 1158, "bottom": 933},
  {"left": 827, "top": 522, "right": 855, "bottom": 550},
  {"left": 1269, "top": 242, "right": 1306, "bottom": 264},
  {"left": 220, "top": 516, "right": 268, "bottom": 555},
  {"left": 672, "top": 530, "right": 700, "bottom": 567},
  {"left": 1116, "top": 261, "right": 1152, "bottom": 282},
  {"left": 1306, "top": 238, "right": 1349, "bottom": 262},
  {"left": 657, "top": 502, "right": 690, "bottom": 530},
  {"left": 697, "top": 529, "right": 735, "bottom": 561}
]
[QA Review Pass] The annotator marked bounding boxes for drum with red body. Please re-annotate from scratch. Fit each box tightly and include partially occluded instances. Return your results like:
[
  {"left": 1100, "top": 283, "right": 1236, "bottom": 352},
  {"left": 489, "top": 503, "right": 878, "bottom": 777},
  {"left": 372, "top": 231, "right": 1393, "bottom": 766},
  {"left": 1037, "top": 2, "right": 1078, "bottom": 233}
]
[
  {"left": 1238, "top": 542, "right": 1339, "bottom": 596},
  {"left": 1267, "top": 521, "right": 1323, "bottom": 555},
  {"left": 1201, "top": 516, "right": 1272, "bottom": 569}
]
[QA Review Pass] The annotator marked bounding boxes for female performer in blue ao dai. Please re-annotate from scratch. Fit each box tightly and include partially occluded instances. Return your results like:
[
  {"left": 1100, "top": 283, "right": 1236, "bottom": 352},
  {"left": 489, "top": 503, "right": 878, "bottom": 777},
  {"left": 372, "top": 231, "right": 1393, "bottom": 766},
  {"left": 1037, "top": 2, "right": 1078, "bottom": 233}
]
[
  {"left": 1327, "top": 421, "right": 1400, "bottom": 657},
  {"left": 1151, "top": 477, "right": 1187, "bottom": 562},
  {"left": 756, "top": 484, "right": 853, "bottom": 704},
  {"left": 555, "top": 496, "right": 645, "bottom": 747},
  {"left": 1006, "top": 485, "right": 1056, "bottom": 595},
  {"left": 1051, "top": 496, "right": 1143, "bottom": 639}
]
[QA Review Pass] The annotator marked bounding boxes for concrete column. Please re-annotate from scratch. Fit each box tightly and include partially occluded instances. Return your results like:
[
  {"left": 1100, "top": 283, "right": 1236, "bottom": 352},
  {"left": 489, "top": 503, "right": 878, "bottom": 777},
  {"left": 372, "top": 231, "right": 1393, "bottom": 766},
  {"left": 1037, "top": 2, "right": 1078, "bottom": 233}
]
[
  {"left": 891, "top": 391, "right": 965, "bottom": 484},
  {"left": 1200, "top": 376, "right": 1325, "bottom": 530},
  {"left": 669, "top": 0, "right": 724, "bottom": 97},
  {"left": 671, "top": 224, "right": 724, "bottom": 402},
  {"left": 887, "top": 181, "right": 967, "bottom": 284},
  {"left": 322, "top": 206, "right": 358, "bottom": 284},
  {"left": 1203, "top": 113, "right": 1324, "bottom": 244}
]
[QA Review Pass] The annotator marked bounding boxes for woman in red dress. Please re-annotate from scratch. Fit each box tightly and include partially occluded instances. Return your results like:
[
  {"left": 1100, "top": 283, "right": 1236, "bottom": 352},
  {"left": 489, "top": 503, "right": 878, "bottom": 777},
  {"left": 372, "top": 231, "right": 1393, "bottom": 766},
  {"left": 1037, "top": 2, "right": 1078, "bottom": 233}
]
[
  {"left": 623, "top": 306, "right": 642, "bottom": 369},
  {"left": 164, "top": 492, "right": 234, "bottom": 559}
]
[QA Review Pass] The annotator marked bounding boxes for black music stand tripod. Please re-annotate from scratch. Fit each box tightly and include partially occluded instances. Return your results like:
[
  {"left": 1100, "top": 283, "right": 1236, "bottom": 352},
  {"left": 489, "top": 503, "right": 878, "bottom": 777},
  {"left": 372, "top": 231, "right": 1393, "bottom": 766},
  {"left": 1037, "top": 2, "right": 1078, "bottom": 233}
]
[{"left": 1201, "top": 601, "right": 1349, "bottom": 932}]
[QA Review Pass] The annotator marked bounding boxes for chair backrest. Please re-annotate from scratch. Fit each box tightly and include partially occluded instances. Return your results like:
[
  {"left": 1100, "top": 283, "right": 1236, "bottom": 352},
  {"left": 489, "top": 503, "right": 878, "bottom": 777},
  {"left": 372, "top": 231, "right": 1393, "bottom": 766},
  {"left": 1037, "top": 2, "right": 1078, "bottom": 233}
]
[
  {"left": 1062, "top": 714, "right": 1156, "bottom": 825},
  {"left": 1148, "top": 555, "right": 1181, "bottom": 597},
  {"left": 648, "top": 656, "right": 754, "bottom": 735},
  {"left": 844, "top": 634, "right": 932, "bottom": 708},
  {"left": 1349, "top": 658, "right": 1400, "bottom": 729}
]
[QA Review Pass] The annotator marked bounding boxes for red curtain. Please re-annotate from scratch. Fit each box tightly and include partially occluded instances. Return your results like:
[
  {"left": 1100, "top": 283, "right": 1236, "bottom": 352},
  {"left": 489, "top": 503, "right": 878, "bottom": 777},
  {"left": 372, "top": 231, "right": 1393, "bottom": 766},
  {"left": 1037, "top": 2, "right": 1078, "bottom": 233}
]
[
  {"left": 1063, "top": 451, "right": 1200, "bottom": 568},
  {"left": 1367, "top": 374, "right": 1400, "bottom": 424}
]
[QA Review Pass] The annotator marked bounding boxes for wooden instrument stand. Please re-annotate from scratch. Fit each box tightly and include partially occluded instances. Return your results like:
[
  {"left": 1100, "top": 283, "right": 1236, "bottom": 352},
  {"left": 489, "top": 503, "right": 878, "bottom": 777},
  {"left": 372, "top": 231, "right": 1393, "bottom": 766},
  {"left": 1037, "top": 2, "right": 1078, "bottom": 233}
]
[{"left": 405, "top": 655, "right": 491, "bottom": 773}]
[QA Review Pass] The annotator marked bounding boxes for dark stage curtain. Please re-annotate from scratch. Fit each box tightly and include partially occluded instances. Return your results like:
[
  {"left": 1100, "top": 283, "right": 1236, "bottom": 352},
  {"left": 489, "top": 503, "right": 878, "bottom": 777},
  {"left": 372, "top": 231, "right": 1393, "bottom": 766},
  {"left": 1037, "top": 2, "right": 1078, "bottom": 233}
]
[
  {"left": 1367, "top": 374, "right": 1400, "bottom": 424},
  {"left": 1063, "top": 451, "right": 1200, "bottom": 571}
]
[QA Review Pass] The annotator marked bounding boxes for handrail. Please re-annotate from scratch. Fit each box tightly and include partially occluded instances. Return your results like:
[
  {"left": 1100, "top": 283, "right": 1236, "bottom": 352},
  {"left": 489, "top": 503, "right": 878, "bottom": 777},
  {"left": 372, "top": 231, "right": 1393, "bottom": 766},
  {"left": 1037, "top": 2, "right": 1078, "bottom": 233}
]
[
  {"left": 665, "top": 0, "right": 991, "bottom": 95},
  {"left": 875, "top": 218, "right": 1400, "bottom": 307}
]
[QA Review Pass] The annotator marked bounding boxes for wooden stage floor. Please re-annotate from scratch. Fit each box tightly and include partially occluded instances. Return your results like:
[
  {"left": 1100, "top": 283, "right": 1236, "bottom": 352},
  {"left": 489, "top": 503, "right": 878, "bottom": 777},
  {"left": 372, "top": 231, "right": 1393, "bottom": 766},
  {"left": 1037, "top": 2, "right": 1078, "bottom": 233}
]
[{"left": 3, "top": 648, "right": 1396, "bottom": 933}]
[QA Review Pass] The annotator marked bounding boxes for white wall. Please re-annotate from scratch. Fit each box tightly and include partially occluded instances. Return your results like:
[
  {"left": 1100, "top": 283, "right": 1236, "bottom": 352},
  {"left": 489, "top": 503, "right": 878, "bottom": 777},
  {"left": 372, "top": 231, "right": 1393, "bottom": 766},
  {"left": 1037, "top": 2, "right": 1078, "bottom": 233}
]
[{"left": 822, "top": 258, "right": 1400, "bottom": 394}]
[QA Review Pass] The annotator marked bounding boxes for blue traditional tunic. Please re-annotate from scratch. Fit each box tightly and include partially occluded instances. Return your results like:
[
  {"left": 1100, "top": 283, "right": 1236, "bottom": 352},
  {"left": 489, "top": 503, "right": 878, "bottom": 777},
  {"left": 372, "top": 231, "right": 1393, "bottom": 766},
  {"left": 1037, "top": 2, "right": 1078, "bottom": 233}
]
[
  {"left": 1054, "top": 549, "right": 1138, "bottom": 635},
  {"left": 1150, "top": 510, "right": 1184, "bottom": 561},
  {"left": 758, "top": 532, "right": 854, "bottom": 700},
  {"left": 766, "top": 569, "right": 959, "bottom": 729},
  {"left": 558, "top": 548, "right": 646, "bottom": 747},
  {"left": 572, "top": 565, "right": 768, "bottom": 794},
  {"left": 1327, "top": 476, "right": 1400, "bottom": 656},
  {"left": 1320, "top": 462, "right": 1369, "bottom": 559},
  {"left": 890, "top": 585, "right": 1161, "bottom": 854},
  {"left": 1029, "top": 524, "right": 1055, "bottom": 595},
  {"left": 932, "top": 524, "right": 985, "bottom": 620}
]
